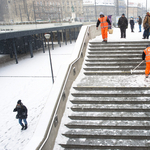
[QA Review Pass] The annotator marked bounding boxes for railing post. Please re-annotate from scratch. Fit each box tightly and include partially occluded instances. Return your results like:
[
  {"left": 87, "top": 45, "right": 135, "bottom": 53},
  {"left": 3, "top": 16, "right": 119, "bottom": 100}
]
[
  {"left": 12, "top": 38, "right": 18, "bottom": 64},
  {"left": 64, "top": 29, "right": 67, "bottom": 45},
  {"left": 28, "top": 36, "right": 33, "bottom": 58},
  {"left": 51, "top": 31, "right": 54, "bottom": 50},
  {"left": 57, "top": 30, "right": 61, "bottom": 47},
  {"left": 42, "top": 34, "right": 45, "bottom": 53},
  {"left": 74, "top": 28, "right": 76, "bottom": 41},
  {"left": 69, "top": 29, "right": 72, "bottom": 44}
]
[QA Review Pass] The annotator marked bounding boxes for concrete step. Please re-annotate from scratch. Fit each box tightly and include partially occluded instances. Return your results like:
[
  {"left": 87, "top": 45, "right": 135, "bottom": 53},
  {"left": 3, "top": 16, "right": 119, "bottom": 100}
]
[
  {"left": 87, "top": 55, "right": 141, "bottom": 58},
  {"left": 63, "top": 129, "right": 150, "bottom": 139},
  {"left": 84, "top": 66, "right": 145, "bottom": 69},
  {"left": 70, "top": 99, "right": 150, "bottom": 104},
  {"left": 65, "top": 120, "right": 150, "bottom": 129},
  {"left": 68, "top": 112, "right": 150, "bottom": 120},
  {"left": 89, "top": 47, "right": 145, "bottom": 50},
  {"left": 85, "top": 62, "right": 145, "bottom": 66},
  {"left": 71, "top": 104, "right": 150, "bottom": 112},
  {"left": 85, "top": 58, "right": 142, "bottom": 62},
  {"left": 89, "top": 41, "right": 150, "bottom": 45},
  {"left": 87, "top": 53, "right": 142, "bottom": 56},
  {"left": 84, "top": 70, "right": 145, "bottom": 76},
  {"left": 88, "top": 50, "right": 143, "bottom": 54},
  {"left": 60, "top": 139, "right": 149, "bottom": 149},
  {"left": 71, "top": 92, "right": 149, "bottom": 97},
  {"left": 73, "top": 86, "right": 150, "bottom": 90},
  {"left": 72, "top": 86, "right": 150, "bottom": 93},
  {"left": 84, "top": 67, "right": 144, "bottom": 71}
]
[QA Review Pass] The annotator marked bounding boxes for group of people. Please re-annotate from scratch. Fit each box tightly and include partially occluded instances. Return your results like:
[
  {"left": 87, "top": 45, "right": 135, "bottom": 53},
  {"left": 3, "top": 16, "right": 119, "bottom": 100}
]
[
  {"left": 96, "top": 12, "right": 150, "bottom": 41},
  {"left": 118, "top": 13, "right": 149, "bottom": 39},
  {"left": 96, "top": 12, "right": 150, "bottom": 79}
]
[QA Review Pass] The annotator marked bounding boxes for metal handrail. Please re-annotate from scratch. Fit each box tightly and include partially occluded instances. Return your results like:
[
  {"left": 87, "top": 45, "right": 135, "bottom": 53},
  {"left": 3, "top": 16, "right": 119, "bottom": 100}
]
[{"left": 38, "top": 26, "right": 89, "bottom": 150}]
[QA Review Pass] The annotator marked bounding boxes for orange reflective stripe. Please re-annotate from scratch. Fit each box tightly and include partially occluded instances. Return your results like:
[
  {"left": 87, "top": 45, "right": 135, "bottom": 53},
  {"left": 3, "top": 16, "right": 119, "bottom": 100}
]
[
  {"left": 98, "top": 16, "right": 108, "bottom": 28},
  {"left": 144, "top": 47, "right": 150, "bottom": 62}
]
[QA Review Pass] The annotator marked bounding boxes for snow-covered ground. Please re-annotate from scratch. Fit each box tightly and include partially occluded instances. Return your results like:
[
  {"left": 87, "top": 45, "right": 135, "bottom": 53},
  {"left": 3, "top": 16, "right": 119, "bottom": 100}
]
[
  {"left": 0, "top": 42, "right": 76, "bottom": 150},
  {"left": 0, "top": 23, "right": 149, "bottom": 150}
]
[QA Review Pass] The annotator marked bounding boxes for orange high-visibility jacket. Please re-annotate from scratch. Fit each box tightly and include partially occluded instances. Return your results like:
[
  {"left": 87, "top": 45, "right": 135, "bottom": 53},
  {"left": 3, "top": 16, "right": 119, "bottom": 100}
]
[
  {"left": 98, "top": 16, "right": 108, "bottom": 29},
  {"left": 144, "top": 47, "right": 150, "bottom": 62}
]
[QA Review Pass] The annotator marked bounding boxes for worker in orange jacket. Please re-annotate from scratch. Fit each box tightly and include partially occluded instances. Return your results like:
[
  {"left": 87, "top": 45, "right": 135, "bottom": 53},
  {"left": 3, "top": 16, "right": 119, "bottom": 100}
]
[
  {"left": 142, "top": 45, "right": 150, "bottom": 78},
  {"left": 96, "top": 12, "right": 111, "bottom": 43}
]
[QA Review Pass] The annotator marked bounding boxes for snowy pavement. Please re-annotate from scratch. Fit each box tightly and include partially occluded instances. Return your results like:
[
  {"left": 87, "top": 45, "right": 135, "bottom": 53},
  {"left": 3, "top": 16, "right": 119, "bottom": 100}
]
[{"left": 0, "top": 42, "right": 75, "bottom": 150}]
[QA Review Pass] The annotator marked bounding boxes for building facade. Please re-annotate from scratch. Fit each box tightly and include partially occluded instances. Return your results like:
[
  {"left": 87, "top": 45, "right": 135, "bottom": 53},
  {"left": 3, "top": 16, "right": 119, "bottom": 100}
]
[
  {"left": 127, "top": 2, "right": 146, "bottom": 20},
  {"left": 1, "top": 0, "right": 63, "bottom": 23},
  {"left": 83, "top": 0, "right": 115, "bottom": 22},
  {"left": 33, "top": 1, "right": 62, "bottom": 22},
  {"left": 61, "top": 0, "right": 84, "bottom": 22}
]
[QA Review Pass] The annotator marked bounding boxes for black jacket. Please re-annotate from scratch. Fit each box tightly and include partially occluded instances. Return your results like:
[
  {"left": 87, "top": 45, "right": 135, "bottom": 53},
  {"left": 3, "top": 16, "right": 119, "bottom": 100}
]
[
  {"left": 130, "top": 20, "right": 134, "bottom": 26},
  {"left": 13, "top": 104, "right": 28, "bottom": 119},
  {"left": 142, "top": 52, "right": 146, "bottom": 60},
  {"left": 118, "top": 17, "right": 128, "bottom": 29},
  {"left": 96, "top": 16, "right": 111, "bottom": 27},
  {"left": 138, "top": 17, "right": 142, "bottom": 25}
]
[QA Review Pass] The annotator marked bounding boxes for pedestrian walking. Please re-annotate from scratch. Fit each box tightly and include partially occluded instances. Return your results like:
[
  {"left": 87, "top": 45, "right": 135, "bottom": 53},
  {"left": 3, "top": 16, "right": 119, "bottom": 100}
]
[
  {"left": 142, "top": 45, "right": 150, "bottom": 78},
  {"left": 13, "top": 100, "right": 28, "bottom": 130},
  {"left": 96, "top": 12, "right": 111, "bottom": 43},
  {"left": 138, "top": 16, "right": 142, "bottom": 32},
  {"left": 130, "top": 17, "right": 135, "bottom": 32},
  {"left": 118, "top": 14, "right": 128, "bottom": 38},
  {"left": 143, "top": 12, "right": 150, "bottom": 39}
]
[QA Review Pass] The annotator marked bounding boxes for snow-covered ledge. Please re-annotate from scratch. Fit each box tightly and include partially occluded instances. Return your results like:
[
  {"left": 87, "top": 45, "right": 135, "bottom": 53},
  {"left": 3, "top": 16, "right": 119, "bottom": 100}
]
[{"left": 24, "top": 24, "right": 101, "bottom": 150}]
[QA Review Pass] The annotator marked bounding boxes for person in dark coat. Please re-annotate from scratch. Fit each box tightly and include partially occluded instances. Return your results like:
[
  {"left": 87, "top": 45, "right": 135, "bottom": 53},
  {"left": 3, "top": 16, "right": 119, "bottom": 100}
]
[
  {"left": 130, "top": 17, "right": 135, "bottom": 32},
  {"left": 13, "top": 100, "right": 28, "bottom": 130},
  {"left": 143, "top": 12, "right": 150, "bottom": 39},
  {"left": 118, "top": 13, "right": 128, "bottom": 38},
  {"left": 138, "top": 16, "right": 142, "bottom": 32}
]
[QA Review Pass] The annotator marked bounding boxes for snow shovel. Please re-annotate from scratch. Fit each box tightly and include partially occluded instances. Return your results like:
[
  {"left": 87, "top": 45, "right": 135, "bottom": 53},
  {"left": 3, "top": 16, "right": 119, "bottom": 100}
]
[{"left": 131, "top": 60, "right": 144, "bottom": 74}]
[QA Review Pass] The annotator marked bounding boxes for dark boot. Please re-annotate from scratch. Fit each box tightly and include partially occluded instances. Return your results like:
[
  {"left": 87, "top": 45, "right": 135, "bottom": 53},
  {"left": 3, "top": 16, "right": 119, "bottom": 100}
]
[
  {"left": 24, "top": 124, "right": 28, "bottom": 130},
  {"left": 21, "top": 125, "right": 25, "bottom": 130}
]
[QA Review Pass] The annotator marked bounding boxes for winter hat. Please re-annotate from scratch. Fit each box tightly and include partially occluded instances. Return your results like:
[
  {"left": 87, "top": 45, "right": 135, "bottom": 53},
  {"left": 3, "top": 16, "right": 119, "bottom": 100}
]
[
  {"left": 17, "top": 100, "right": 22, "bottom": 104},
  {"left": 99, "top": 12, "right": 104, "bottom": 16},
  {"left": 122, "top": 13, "right": 125, "bottom": 16}
]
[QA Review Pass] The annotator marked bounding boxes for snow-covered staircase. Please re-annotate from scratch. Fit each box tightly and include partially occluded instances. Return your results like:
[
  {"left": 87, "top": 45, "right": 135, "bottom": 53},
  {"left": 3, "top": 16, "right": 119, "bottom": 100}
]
[
  {"left": 55, "top": 41, "right": 150, "bottom": 149},
  {"left": 84, "top": 41, "right": 147, "bottom": 75}
]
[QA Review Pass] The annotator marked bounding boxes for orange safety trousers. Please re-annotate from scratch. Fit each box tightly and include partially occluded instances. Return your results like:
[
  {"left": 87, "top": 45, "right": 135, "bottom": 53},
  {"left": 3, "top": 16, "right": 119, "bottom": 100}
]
[
  {"left": 145, "top": 62, "right": 150, "bottom": 76},
  {"left": 101, "top": 27, "right": 108, "bottom": 41}
]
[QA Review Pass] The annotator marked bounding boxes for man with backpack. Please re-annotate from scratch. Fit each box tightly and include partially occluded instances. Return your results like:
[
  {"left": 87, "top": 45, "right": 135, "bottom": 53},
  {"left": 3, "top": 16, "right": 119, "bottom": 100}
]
[{"left": 118, "top": 14, "right": 128, "bottom": 38}]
